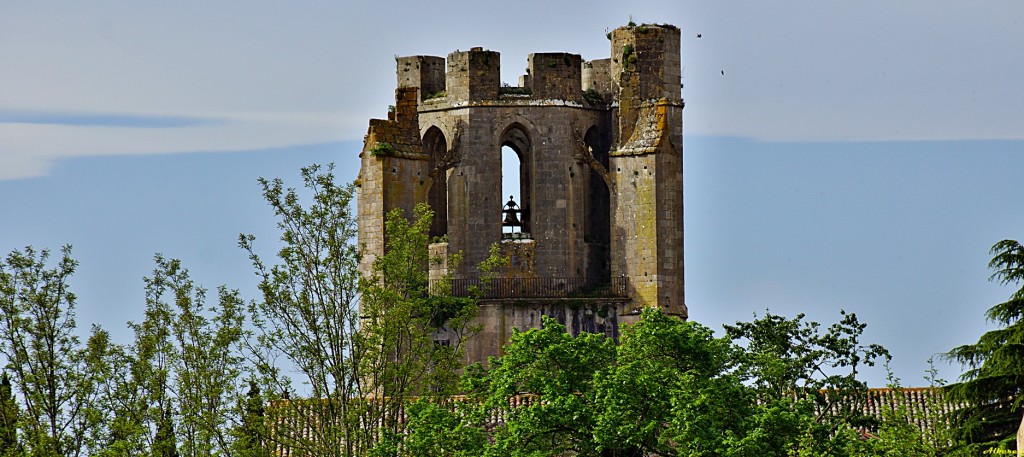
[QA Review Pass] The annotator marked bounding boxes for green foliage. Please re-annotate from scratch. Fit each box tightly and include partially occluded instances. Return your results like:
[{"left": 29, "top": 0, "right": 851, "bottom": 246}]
[
  {"left": 359, "top": 204, "right": 481, "bottom": 411},
  {"left": 0, "top": 246, "right": 104, "bottom": 456},
  {"left": 0, "top": 372, "right": 18, "bottom": 456},
  {"left": 241, "top": 163, "right": 367, "bottom": 454},
  {"left": 594, "top": 309, "right": 753, "bottom": 456},
  {"left": 231, "top": 380, "right": 269, "bottom": 457},
  {"left": 424, "top": 90, "right": 447, "bottom": 100},
  {"left": 621, "top": 44, "right": 634, "bottom": 63},
  {"left": 370, "top": 141, "right": 397, "bottom": 158},
  {"left": 840, "top": 403, "right": 935, "bottom": 457},
  {"left": 583, "top": 88, "right": 604, "bottom": 105},
  {"left": 241, "top": 163, "right": 361, "bottom": 400},
  {"left": 726, "top": 310, "right": 890, "bottom": 428},
  {"left": 838, "top": 364, "right": 953, "bottom": 457},
  {"left": 944, "top": 239, "right": 1024, "bottom": 453},
  {"left": 113, "top": 255, "right": 247, "bottom": 457},
  {"left": 242, "top": 165, "right": 488, "bottom": 455},
  {"left": 402, "top": 399, "right": 485, "bottom": 457},
  {"left": 477, "top": 316, "right": 615, "bottom": 456},
  {"left": 153, "top": 407, "right": 179, "bottom": 457},
  {"left": 724, "top": 310, "right": 893, "bottom": 455},
  {"left": 160, "top": 256, "right": 246, "bottom": 455},
  {"left": 414, "top": 308, "right": 911, "bottom": 457}
]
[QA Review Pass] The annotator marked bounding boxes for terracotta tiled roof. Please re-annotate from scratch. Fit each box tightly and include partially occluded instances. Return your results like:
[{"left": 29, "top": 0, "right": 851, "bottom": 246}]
[
  {"left": 265, "top": 387, "right": 965, "bottom": 454},
  {"left": 854, "top": 387, "right": 963, "bottom": 436}
]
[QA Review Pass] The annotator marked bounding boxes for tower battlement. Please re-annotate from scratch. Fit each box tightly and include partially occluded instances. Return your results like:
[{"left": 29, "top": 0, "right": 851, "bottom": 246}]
[
  {"left": 393, "top": 23, "right": 679, "bottom": 108},
  {"left": 396, "top": 56, "right": 445, "bottom": 99},
  {"left": 526, "top": 53, "right": 583, "bottom": 101}
]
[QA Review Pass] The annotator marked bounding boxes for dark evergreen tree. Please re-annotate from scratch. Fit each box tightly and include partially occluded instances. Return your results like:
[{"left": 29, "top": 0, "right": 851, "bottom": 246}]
[
  {"left": 153, "top": 407, "right": 179, "bottom": 457},
  {"left": 0, "top": 371, "right": 18, "bottom": 456},
  {"left": 232, "top": 380, "right": 268, "bottom": 457},
  {"left": 945, "top": 239, "right": 1024, "bottom": 452}
]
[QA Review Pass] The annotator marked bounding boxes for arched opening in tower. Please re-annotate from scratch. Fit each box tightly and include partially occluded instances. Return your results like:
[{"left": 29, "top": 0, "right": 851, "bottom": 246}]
[
  {"left": 422, "top": 126, "right": 448, "bottom": 239},
  {"left": 501, "top": 145, "right": 522, "bottom": 238},
  {"left": 584, "top": 126, "right": 611, "bottom": 285},
  {"left": 499, "top": 124, "right": 532, "bottom": 237}
]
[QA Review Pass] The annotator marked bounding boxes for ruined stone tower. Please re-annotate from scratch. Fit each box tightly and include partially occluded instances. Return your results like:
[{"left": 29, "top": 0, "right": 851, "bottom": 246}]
[{"left": 358, "top": 23, "right": 683, "bottom": 362}]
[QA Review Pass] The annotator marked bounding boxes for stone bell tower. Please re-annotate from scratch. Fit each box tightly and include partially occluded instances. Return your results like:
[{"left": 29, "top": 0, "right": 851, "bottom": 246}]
[{"left": 358, "top": 23, "right": 684, "bottom": 362}]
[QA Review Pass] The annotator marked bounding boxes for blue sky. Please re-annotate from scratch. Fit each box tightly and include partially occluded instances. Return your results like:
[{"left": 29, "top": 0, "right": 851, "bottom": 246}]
[{"left": 2, "top": 0, "right": 1023, "bottom": 387}]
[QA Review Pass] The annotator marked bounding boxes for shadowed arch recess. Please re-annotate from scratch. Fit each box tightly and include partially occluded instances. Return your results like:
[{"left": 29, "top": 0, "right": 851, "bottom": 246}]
[
  {"left": 583, "top": 125, "right": 611, "bottom": 284},
  {"left": 422, "top": 126, "right": 448, "bottom": 238}
]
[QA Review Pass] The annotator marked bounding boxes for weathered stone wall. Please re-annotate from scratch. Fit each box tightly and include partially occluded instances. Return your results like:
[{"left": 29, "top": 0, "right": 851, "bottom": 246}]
[
  {"left": 610, "top": 25, "right": 681, "bottom": 105},
  {"left": 582, "top": 58, "right": 613, "bottom": 100},
  {"left": 609, "top": 100, "right": 684, "bottom": 316},
  {"left": 465, "top": 298, "right": 629, "bottom": 363},
  {"left": 528, "top": 53, "right": 583, "bottom": 102},
  {"left": 397, "top": 55, "right": 445, "bottom": 99},
  {"left": 446, "top": 48, "right": 500, "bottom": 102},
  {"left": 500, "top": 239, "right": 536, "bottom": 277},
  {"left": 428, "top": 241, "right": 450, "bottom": 284},
  {"left": 357, "top": 87, "right": 430, "bottom": 276},
  {"left": 608, "top": 24, "right": 685, "bottom": 317}
]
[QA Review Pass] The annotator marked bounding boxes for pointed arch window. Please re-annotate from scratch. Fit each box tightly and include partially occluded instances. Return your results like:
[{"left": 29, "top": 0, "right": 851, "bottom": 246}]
[{"left": 499, "top": 125, "right": 532, "bottom": 238}]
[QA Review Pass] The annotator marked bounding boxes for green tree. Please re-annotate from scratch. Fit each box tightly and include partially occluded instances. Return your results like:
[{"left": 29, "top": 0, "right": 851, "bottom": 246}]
[
  {"left": 725, "top": 309, "right": 890, "bottom": 450},
  {"left": 944, "top": 239, "right": 1024, "bottom": 453},
  {"left": 241, "top": 165, "right": 485, "bottom": 455},
  {"left": 132, "top": 262, "right": 179, "bottom": 453},
  {"left": 82, "top": 256, "right": 248, "bottom": 456},
  {"left": 0, "top": 246, "right": 105, "bottom": 456},
  {"left": 231, "top": 380, "right": 269, "bottom": 457},
  {"left": 240, "top": 163, "right": 366, "bottom": 455},
  {"left": 417, "top": 308, "right": 913, "bottom": 456},
  {"left": 131, "top": 256, "right": 247, "bottom": 456},
  {"left": 461, "top": 310, "right": 783, "bottom": 457},
  {"left": 401, "top": 399, "right": 485, "bottom": 457},
  {"left": 85, "top": 327, "right": 150, "bottom": 456},
  {"left": 470, "top": 315, "right": 615, "bottom": 457},
  {"left": 358, "top": 204, "right": 482, "bottom": 444},
  {"left": 594, "top": 308, "right": 755, "bottom": 457},
  {"left": 153, "top": 406, "right": 179, "bottom": 457},
  {"left": 0, "top": 371, "right": 19, "bottom": 456},
  {"left": 165, "top": 257, "right": 246, "bottom": 456}
]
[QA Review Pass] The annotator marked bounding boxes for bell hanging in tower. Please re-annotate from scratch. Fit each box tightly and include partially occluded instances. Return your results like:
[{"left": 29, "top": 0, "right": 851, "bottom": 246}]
[{"left": 502, "top": 195, "right": 523, "bottom": 232}]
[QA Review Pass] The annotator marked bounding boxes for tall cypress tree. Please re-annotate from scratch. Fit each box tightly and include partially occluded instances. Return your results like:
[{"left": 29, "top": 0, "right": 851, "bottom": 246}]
[
  {"left": 152, "top": 407, "right": 178, "bottom": 457},
  {"left": 232, "top": 380, "right": 268, "bottom": 457},
  {"left": 0, "top": 371, "right": 18, "bottom": 455},
  {"left": 945, "top": 239, "right": 1024, "bottom": 452}
]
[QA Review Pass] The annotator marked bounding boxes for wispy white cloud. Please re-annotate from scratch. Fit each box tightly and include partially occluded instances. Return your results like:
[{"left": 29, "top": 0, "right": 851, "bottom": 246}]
[
  {"left": 0, "top": 111, "right": 367, "bottom": 180},
  {"left": 0, "top": 111, "right": 222, "bottom": 128}
]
